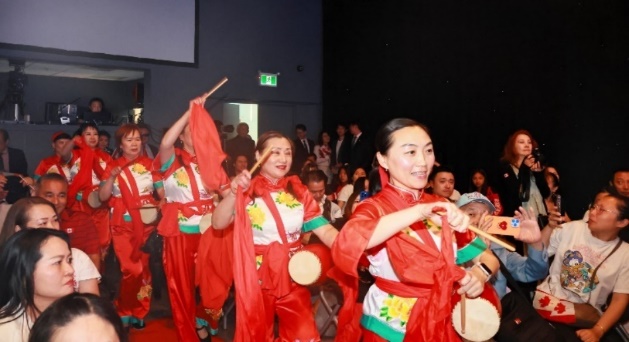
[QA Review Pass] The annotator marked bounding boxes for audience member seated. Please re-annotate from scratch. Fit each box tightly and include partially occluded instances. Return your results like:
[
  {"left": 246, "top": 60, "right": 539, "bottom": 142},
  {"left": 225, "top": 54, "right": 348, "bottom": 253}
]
[
  {"left": 313, "top": 130, "right": 333, "bottom": 184},
  {"left": 330, "top": 165, "right": 350, "bottom": 202},
  {"left": 33, "top": 132, "right": 74, "bottom": 184},
  {"left": 457, "top": 192, "right": 548, "bottom": 299},
  {"left": 0, "top": 197, "right": 100, "bottom": 295},
  {"left": 98, "top": 130, "right": 114, "bottom": 156},
  {"left": 230, "top": 154, "right": 249, "bottom": 179},
  {"left": 469, "top": 168, "right": 503, "bottom": 215},
  {"left": 609, "top": 168, "right": 629, "bottom": 243},
  {"left": 343, "top": 176, "right": 368, "bottom": 219},
  {"left": 0, "top": 229, "right": 75, "bottom": 341},
  {"left": 29, "top": 292, "right": 126, "bottom": 342},
  {"left": 304, "top": 170, "right": 343, "bottom": 229},
  {"left": 537, "top": 191, "right": 629, "bottom": 342},
  {"left": 35, "top": 173, "right": 100, "bottom": 270},
  {"left": 336, "top": 167, "right": 366, "bottom": 212},
  {"left": 428, "top": 165, "right": 461, "bottom": 202}
]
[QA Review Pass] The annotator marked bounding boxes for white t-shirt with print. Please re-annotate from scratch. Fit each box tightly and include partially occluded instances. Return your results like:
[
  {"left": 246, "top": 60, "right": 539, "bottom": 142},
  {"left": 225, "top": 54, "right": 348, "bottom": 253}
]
[{"left": 537, "top": 220, "right": 629, "bottom": 310}]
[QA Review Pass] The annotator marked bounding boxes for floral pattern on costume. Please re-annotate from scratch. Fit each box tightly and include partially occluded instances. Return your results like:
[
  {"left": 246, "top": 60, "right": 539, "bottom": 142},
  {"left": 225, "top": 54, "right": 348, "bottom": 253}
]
[
  {"left": 247, "top": 204, "right": 266, "bottom": 231},
  {"left": 379, "top": 294, "right": 417, "bottom": 327},
  {"left": 173, "top": 169, "right": 189, "bottom": 187},
  {"left": 137, "top": 284, "right": 153, "bottom": 300},
  {"left": 275, "top": 191, "right": 300, "bottom": 208},
  {"left": 132, "top": 163, "right": 149, "bottom": 174}
]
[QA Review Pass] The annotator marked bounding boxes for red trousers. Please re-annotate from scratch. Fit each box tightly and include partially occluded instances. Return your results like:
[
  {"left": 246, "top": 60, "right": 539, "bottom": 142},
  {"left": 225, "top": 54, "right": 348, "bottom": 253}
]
[
  {"left": 111, "top": 221, "right": 152, "bottom": 320},
  {"left": 163, "top": 233, "right": 206, "bottom": 342},
  {"left": 71, "top": 201, "right": 110, "bottom": 254},
  {"left": 262, "top": 283, "right": 320, "bottom": 342}
]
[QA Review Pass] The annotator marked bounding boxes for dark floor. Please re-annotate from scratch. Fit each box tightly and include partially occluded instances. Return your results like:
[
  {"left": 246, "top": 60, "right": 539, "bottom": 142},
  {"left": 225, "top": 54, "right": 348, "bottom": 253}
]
[{"left": 100, "top": 245, "right": 337, "bottom": 341}]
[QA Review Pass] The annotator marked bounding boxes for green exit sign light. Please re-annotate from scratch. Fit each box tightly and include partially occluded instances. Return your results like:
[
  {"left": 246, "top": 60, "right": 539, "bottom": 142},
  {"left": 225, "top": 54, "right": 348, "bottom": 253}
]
[{"left": 259, "top": 73, "right": 278, "bottom": 87}]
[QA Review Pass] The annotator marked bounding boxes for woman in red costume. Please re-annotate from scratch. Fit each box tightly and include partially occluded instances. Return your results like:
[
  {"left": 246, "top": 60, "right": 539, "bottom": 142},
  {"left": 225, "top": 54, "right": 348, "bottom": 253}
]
[
  {"left": 212, "top": 130, "right": 339, "bottom": 342},
  {"left": 65, "top": 123, "right": 113, "bottom": 264},
  {"left": 331, "top": 118, "right": 486, "bottom": 342},
  {"left": 156, "top": 97, "right": 232, "bottom": 341},
  {"left": 99, "top": 124, "right": 163, "bottom": 330}
]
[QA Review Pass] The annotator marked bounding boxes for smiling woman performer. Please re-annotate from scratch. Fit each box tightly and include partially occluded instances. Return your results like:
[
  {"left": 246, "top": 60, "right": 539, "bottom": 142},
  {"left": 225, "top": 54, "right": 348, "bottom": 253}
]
[
  {"left": 57, "top": 123, "right": 113, "bottom": 262},
  {"left": 99, "top": 124, "right": 164, "bottom": 330},
  {"left": 0, "top": 229, "right": 75, "bottom": 342},
  {"left": 212, "top": 130, "right": 338, "bottom": 341},
  {"left": 331, "top": 118, "right": 485, "bottom": 342}
]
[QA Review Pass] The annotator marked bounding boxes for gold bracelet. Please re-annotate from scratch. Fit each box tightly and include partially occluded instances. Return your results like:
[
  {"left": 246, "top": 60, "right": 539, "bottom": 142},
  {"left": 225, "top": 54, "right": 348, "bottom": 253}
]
[{"left": 595, "top": 323, "right": 605, "bottom": 334}]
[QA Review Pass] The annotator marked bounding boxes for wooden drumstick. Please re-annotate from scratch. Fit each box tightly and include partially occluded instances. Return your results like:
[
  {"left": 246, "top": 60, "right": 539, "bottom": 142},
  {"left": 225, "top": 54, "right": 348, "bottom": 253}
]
[
  {"left": 3, "top": 172, "right": 35, "bottom": 191},
  {"left": 435, "top": 212, "right": 516, "bottom": 252},
  {"left": 202, "top": 77, "right": 229, "bottom": 101},
  {"left": 249, "top": 146, "right": 274, "bottom": 174},
  {"left": 461, "top": 294, "right": 466, "bottom": 334}
]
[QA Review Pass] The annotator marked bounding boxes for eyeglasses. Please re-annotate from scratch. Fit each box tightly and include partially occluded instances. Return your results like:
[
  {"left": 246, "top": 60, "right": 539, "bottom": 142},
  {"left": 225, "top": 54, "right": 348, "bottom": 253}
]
[{"left": 589, "top": 204, "right": 617, "bottom": 214}]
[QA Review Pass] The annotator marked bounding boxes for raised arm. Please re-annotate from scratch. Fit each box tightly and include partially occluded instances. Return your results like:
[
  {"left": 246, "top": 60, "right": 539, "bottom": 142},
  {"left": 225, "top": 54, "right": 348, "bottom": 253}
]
[{"left": 159, "top": 99, "right": 202, "bottom": 165}]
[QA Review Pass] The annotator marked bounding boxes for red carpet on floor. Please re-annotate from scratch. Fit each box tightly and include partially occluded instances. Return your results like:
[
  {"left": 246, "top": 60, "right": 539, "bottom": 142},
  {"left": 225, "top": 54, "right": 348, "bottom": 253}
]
[{"left": 129, "top": 318, "right": 225, "bottom": 342}]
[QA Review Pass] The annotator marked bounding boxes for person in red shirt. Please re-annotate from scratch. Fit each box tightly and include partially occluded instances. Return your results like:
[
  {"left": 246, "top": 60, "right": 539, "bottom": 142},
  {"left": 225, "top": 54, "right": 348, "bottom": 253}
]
[{"left": 33, "top": 132, "right": 75, "bottom": 183}]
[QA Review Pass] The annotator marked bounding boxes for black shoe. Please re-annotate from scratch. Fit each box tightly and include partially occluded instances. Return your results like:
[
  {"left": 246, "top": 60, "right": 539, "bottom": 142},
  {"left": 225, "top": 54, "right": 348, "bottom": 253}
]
[
  {"left": 131, "top": 320, "right": 145, "bottom": 330},
  {"left": 196, "top": 326, "right": 211, "bottom": 342}
]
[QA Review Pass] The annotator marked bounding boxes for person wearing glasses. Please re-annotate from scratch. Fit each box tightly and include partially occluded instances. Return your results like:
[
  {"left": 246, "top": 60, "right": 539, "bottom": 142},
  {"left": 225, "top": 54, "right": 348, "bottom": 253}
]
[
  {"left": 138, "top": 123, "right": 158, "bottom": 160},
  {"left": 537, "top": 190, "right": 629, "bottom": 342}
]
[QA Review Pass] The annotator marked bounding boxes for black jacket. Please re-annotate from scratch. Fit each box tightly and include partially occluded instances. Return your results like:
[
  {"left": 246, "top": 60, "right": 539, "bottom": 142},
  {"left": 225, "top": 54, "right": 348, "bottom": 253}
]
[{"left": 493, "top": 160, "right": 550, "bottom": 217}]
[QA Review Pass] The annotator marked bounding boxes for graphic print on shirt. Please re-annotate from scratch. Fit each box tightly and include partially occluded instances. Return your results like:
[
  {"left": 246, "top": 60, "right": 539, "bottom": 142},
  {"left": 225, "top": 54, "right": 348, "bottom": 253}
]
[{"left": 560, "top": 249, "right": 598, "bottom": 294}]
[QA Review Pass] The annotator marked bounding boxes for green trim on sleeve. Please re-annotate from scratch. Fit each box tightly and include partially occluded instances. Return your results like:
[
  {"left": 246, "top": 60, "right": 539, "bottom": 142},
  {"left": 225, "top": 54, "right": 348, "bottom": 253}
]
[
  {"left": 456, "top": 236, "right": 488, "bottom": 265},
  {"left": 302, "top": 216, "right": 329, "bottom": 232},
  {"left": 154, "top": 181, "right": 164, "bottom": 189},
  {"left": 160, "top": 155, "right": 175, "bottom": 173}
]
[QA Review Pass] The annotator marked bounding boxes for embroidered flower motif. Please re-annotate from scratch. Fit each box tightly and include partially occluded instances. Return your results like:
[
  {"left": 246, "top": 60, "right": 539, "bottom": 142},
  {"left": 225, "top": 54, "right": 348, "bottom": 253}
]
[
  {"left": 177, "top": 211, "right": 187, "bottom": 223},
  {"left": 275, "top": 191, "right": 300, "bottom": 208},
  {"left": 132, "top": 163, "right": 148, "bottom": 174},
  {"left": 137, "top": 284, "right": 152, "bottom": 300},
  {"left": 255, "top": 255, "right": 263, "bottom": 269},
  {"left": 423, "top": 218, "right": 441, "bottom": 232},
  {"left": 247, "top": 204, "right": 266, "bottom": 230},
  {"left": 173, "top": 169, "right": 189, "bottom": 187},
  {"left": 380, "top": 294, "right": 417, "bottom": 327}
]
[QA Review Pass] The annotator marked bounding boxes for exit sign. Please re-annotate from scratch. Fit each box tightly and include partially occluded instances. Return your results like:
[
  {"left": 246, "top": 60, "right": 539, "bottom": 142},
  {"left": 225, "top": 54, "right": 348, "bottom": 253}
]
[{"left": 259, "top": 72, "right": 278, "bottom": 87}]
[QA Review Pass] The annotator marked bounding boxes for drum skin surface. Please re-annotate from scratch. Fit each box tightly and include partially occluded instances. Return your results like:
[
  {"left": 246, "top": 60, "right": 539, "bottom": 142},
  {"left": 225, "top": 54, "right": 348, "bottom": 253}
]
[{"left": 288, "top": 243, "right": 333, "bottom": 286}]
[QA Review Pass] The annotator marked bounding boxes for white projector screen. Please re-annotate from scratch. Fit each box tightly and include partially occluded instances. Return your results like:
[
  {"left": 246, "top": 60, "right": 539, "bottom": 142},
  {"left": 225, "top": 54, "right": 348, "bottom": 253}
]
[{"left": 0, "top": 0, "right": 197, "bottom": 64}]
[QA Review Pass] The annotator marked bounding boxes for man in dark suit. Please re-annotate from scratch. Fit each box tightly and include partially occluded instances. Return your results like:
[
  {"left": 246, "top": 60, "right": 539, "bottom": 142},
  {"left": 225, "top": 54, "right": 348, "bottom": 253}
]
[
  {"left": 0, "top": 129, "right": 29, "bottom": 203},
  {"left": 292, "top": 124, "right": 315, "bottom": 174},
  {"left": 226, "top": 122, "right": 256, "bottom": 170},
  {"left": 330, "top": 123, "right": 351, "bottom": 172},
  {"left": 348, "top": 122, "right": 373, "bottom": 174}
]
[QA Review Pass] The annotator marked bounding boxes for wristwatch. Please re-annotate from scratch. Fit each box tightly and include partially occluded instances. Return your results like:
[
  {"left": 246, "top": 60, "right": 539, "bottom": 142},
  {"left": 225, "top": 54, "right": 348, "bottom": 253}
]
[{"left": 476, "top": 262, "right": 493, "bottom": 281}]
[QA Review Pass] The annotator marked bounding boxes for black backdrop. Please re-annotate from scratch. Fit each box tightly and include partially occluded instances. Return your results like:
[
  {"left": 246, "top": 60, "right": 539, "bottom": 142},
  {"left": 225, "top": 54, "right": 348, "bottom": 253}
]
[{"left": 322, "top": 0, "right": 629, "bottom": 217}]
